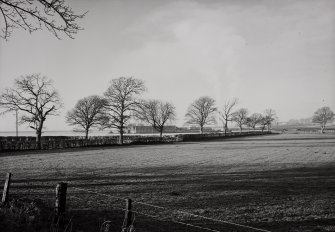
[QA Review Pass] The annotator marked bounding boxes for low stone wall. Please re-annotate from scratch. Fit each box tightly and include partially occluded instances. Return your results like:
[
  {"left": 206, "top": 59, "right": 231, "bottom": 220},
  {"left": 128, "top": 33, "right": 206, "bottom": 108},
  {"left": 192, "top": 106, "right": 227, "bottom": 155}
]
[
  {"left": 0, "top": 131, "right": 272, "bottom": 151},
  {"left": 0, "top": 136, "right": 116, "bottom": 151},
  {"left": 176, "top": 131, "right": 272, "bottom": 142},
  {"left": 0, "top": 135, "right": 177, "bottom": 151}
]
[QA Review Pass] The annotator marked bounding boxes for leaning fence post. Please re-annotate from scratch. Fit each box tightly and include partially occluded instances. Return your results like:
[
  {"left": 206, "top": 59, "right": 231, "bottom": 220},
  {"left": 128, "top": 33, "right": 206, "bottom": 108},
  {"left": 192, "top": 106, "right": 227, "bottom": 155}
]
[
  {"left": 2, "top": 172, "right": 12, "bottom": 204},
  {"left": 55, "top": 182, "right": 67, "bottom": 221},
  {"left": 123, "top": 198, "right": 133, "bottom": 229}
]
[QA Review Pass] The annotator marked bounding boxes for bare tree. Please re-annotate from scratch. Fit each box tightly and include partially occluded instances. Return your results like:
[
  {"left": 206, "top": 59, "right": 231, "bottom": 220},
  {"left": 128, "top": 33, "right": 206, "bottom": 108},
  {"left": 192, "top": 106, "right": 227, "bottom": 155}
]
[
  {"left": 0, "top": 74, "right": 62, "bottom": 149},
  {"left": 259, "top": 115, "right": 267, "bottom": 132},
  {"left": 246, "top": 113, "right": 263, "bottom": 129},
  {"left": 185, "top": 96, "right": 217, "bottom": 134},
  {"left": 136, "top": 100, "right": 176, "bottom": 138},
  {"left": 104, "top": 77, "right": 146, "bottom": 144},
  {"left": 66, "top": 95, "right": 108, "bottom": 139},
  {"left": 263, "top": 108, "right": 277, "bottom": 132},
  {"left": 232, "top": 108, "right": 248, "bottom": 132},
  {"left": 219, "top": 98, "right": 238, "bottom": 135},
  {"left": 312, "top": 106, "right": 334, "bottom": 133},
  {"left": 0, "top": 0, "right": 86, "bottom": 40}
]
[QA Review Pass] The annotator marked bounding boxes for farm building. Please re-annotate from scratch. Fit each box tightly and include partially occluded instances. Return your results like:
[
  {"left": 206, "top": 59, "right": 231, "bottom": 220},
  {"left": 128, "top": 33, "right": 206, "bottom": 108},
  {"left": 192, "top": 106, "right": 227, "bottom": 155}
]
[{"left": 126, "top": 125, "right": 216, "bottom": 134}]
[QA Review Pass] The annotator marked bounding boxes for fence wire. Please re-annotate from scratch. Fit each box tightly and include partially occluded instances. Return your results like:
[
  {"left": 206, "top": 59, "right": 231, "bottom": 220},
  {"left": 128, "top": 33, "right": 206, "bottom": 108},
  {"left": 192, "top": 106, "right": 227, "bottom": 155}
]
[
  {"left": 71, "top": 186, "right": 272, "bottom": 232},
  {"left": 2, "top": 179, "right": 273, "bottom": 232}
]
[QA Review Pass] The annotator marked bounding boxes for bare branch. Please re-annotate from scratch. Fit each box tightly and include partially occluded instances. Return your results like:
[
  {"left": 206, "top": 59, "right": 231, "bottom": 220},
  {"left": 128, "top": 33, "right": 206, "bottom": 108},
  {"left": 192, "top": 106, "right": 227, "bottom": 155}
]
[
  {"left": 219, "top": 98, "right": 238, "bottom": 134},
  {"left": 231, "top": 108, "right": 248, "bottom": 132},
  {"left": 312, "top": 106, "right": 334, "bottom": 133},
  {"left": 66, "top": 95, "right": 108, "bottom": 139},
  {"left": 185, "top": 96, "right": 217, "bottom": 134},
  {"left": 103, "top": 77, "right": 146, "bottom": 144},
  {"left": 0, "top": 0, "right": 86, "bottom": 40},
  {"left": 245, "top": 113, "right": 263, "bottom": 129},
  {"left": 0, "top": 73, "right": 62, "bottom": 149},
  {"left": 135, "top": 99, "right": 176, "bottom": 137}
]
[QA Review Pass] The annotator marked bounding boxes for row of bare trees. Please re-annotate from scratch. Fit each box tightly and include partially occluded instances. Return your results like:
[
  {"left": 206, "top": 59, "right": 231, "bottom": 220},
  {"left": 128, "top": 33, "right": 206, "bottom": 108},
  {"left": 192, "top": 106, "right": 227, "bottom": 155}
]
[
  {"left": 184, "top": 96, "right": 278, "bottom": 134},
  {"left": 65, "top": 77, "right": 176, "bottom": 144},
  {"left": 0, "top": 74, "right": 176, "bottom": 146},
  {"left": 0, "top": 74, "right": 279, "bottom": 148}
]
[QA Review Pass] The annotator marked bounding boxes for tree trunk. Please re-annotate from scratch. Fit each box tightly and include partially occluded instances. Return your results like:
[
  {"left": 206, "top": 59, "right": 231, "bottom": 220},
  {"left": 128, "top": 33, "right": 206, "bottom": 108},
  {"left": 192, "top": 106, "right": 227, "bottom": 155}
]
[
  {"left": 239, "top": 126, "right": 243, "bottom": 133},
  {"left": 200, "top": 126, "right": 203, "bottom": 134},
  {"left": 159, "top": 129, "right": 163, "bottom": 139},
  {"left": 224, "top": 120, "right": 228, "bottom": 136},
  {"left": 35, "top": 120, "right": 44, "bottom": 149},
  {"left": 321, "top": 124, "right": 325, "bottom": 134},
  {"left": 85, "top": 128, "right": 89, "bottom": 139},
  {"left": 119, "top": 128, "right": 124, "bottom": 145},
  {"left": 119, "top": 107, "right": 124, "bottom": 145},
  {"left": 36, "top": 128, "right": 42, "bottom": 150}
]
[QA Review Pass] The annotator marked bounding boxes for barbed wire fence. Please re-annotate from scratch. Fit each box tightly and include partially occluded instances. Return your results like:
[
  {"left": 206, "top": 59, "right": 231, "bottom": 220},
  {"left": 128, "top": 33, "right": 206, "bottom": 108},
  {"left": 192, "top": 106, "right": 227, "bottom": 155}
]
[
  {"left": 2, "top": 172, "right": 273, "bottom": 232},
  {"left": 68, "top": 186, "right": 272, "bottom": 232}
]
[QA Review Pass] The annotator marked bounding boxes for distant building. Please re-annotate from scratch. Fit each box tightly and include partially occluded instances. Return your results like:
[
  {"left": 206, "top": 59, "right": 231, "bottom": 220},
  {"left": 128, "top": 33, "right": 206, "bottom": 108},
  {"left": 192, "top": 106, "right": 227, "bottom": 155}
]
[
  {"left": 127, "top": 125, "right": 217, "bottom": 134},
  {"left": 127, "top": 125, "right": 177, "bottom": 134}
]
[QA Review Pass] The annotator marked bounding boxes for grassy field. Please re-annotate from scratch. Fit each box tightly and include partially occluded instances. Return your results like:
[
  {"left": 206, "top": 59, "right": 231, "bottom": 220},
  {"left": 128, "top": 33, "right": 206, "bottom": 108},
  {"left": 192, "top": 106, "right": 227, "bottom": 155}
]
[{"left": 1, "top": 133, "right": 335, "bottom": 232}]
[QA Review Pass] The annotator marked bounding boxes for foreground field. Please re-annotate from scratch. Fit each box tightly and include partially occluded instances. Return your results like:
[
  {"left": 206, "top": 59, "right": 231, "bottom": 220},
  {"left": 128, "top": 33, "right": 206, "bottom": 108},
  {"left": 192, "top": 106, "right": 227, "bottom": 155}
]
[{"left": 1, "top": 133, "right": 335, "bottom": 231}]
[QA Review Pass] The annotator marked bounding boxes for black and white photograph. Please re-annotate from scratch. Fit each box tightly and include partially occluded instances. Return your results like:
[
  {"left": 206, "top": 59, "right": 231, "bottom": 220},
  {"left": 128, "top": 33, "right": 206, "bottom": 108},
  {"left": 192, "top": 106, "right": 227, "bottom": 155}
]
[{"left": 0, "top": 0, "right": 334, "bottom": 231}]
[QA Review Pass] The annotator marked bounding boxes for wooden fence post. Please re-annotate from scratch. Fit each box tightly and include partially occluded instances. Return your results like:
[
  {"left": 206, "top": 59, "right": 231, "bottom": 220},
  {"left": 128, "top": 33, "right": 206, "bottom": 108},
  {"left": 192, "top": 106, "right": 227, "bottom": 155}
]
[
  {"left": 55, "top": 182, "right": 67, "bottom": 219},
  {"left": 124, "top": 198, "right": 133, "bottom": 229},
  {"left": 2, "top": 172, "right": 12, "bottom": 204}
]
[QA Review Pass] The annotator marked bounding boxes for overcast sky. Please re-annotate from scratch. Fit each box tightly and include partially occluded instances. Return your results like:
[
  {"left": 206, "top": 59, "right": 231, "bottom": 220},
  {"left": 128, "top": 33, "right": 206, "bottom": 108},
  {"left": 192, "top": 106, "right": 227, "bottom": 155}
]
[{"left": 0, "top": 0, "right": 334, "bottom": 131}]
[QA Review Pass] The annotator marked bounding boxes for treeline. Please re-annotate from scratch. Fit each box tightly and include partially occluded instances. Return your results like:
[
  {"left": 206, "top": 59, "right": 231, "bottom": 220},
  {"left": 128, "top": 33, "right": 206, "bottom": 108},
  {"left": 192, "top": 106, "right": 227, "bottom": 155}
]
[
  {"left": 0, "top": 74, "right": 276, "bottom": 149},
  {"left": 1, "top": 74, "right": 332, "bottom": 149}
]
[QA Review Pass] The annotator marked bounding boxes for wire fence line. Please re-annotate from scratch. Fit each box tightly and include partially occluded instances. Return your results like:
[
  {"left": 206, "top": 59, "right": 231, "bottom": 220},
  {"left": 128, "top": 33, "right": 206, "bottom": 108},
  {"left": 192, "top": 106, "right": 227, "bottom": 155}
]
[
  {"left": 71, "top": 186, "right": 272, "bottom": 232},
  {"left": 70, "top": 188, "right": 223, "bottom": 232},
  {"left": 130, "top": 209, "right": 223, "bottom": 232},
  {"left": 1, "top": 171, "right": 273, "bottom": 232}
]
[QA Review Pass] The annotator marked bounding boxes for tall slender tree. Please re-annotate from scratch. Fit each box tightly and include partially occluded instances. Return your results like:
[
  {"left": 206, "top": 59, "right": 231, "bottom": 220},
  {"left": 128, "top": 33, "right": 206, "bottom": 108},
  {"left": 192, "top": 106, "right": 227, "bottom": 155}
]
[
  {"left": 219, "top": 98, "right": 238, "bottom": 135},
  {"left": 185, "top": 96, "right": 217, "bottom": 134},
  {"left": 263, "top": 108, "right": 277, "bottom": 132},
  {"left": 104, "top": 77, "right": 146, "bottom": 144},
  {"left": 0, "top": 74, "right": 62, "bottom": 149}
]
